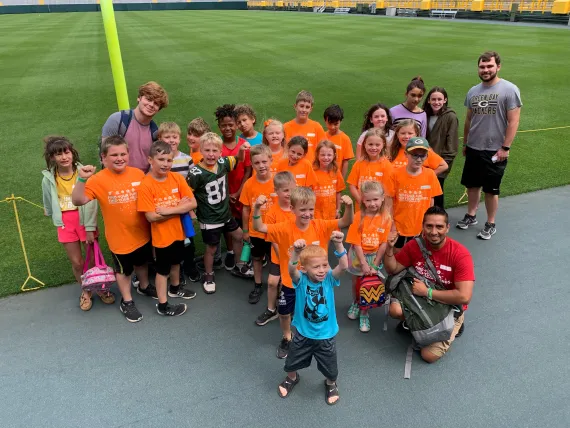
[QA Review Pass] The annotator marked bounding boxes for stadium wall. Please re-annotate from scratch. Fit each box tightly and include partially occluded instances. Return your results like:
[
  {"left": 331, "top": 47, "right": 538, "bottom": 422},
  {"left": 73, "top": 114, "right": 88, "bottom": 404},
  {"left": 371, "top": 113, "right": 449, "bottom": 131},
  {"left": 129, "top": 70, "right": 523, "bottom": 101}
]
[{"left": 0, "top": 0, "right": 247, "bottom": 14}]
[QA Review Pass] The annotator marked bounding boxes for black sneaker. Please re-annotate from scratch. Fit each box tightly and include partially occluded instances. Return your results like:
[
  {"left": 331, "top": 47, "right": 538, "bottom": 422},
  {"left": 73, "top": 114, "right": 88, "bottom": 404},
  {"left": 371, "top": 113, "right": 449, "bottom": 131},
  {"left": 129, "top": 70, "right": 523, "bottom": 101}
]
[
  {"left": 186, "top": 269, "right": 201, "bottom": 283},
  {"left": 195, "top": 257, "right": 223, "bottom": 272},
  {"left": 455, "top": 323, "right": 465, "bottom": 338},
  {"left": 224, "top": 252, "right": 236, "bottom": 271},
  {"left": 168, "top": 286, "right": 197, "bottom": 300},
  {"left": 231, "top": 264, "right": 254, "bottom": 279},
  {"left": 276, "top": 337, "right": 291, "bottom": 359},
  {"left": 136, "top": 284, "right": 158, "bottom": 299},
  {"left": 477, "top": 222, "right": 497, "bottom": 240},
  {"left": 248, "top": 286, "right": 263, "bottom": 304},
  {"left": 256, "top": 308, "right": 278, "bottom": 326},
  {"left": 120, "top": 300, "right": 143, "bottom": 323},
  {"left": 396, "top": 320, "right": 411, "bottom": 335},
  {"left": 456, "top": 214, "right": 478, "bottom": 230},
  {"left": 156, "top": 302, "right": 187, "bottom": 316}
]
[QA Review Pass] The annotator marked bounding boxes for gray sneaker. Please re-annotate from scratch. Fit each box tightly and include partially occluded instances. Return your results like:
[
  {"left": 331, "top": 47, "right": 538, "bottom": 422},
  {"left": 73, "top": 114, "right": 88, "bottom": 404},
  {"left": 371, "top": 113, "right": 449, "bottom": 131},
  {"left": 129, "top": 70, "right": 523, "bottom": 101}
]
[
  {"left": 456, "top": 214, "right": 478, "bottom": 230},
  {"left": 477, "top": 222, "right": 496, "bottom": 240}
]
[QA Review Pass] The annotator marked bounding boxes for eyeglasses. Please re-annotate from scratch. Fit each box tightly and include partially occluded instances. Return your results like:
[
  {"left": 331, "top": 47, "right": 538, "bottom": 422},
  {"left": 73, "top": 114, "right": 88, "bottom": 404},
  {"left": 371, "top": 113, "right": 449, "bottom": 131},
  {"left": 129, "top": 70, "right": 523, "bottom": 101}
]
[{"left": 409, "top": 151, "right": 428, "bottom": 160}]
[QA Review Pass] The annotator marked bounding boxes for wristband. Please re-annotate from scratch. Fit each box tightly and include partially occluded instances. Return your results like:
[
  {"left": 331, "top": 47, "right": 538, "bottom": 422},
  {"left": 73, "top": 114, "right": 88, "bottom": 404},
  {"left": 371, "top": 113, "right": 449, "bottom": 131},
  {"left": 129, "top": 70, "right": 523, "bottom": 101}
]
[
  {"left": 333, "top": 249, "right": 347, "bottom": 258},
  {"left": 427, "top": 288, "right": 433, "bottom": 300},
  {"left": 242, "top": 229, "right": 248, "bottom": 233},
  {"left": 77, "top": 177, "right": 87, "bottom": 183},
  {"left": 253, "top": 215, "right": 261, "bottom": 219},
  {"left": 370, "top": 263, "right": 379, "bottom": 271},
  {"left": 291, "top": 261, "right": 298, "bottom": 266}
]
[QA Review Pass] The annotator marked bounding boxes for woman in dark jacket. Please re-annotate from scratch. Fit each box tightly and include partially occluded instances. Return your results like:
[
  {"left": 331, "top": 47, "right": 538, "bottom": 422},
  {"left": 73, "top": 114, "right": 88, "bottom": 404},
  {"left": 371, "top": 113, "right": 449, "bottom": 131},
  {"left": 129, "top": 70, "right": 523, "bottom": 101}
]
[{"left": 423, "top": 86, "right": 459, "bottom": 208}]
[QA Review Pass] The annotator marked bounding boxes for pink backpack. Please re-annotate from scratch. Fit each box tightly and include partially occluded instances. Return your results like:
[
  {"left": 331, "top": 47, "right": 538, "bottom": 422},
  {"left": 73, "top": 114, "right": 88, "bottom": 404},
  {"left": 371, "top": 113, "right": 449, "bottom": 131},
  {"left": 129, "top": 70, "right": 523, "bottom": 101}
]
[{"left": 81, "top": 241, "right": 116, "bottom": 292}]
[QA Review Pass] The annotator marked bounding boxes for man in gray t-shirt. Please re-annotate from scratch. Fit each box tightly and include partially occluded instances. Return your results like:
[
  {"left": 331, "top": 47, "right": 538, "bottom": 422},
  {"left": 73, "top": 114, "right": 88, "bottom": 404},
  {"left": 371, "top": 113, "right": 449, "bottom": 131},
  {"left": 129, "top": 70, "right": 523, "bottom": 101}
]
[
  {"left": 101, "top": 81, "right": 168, "bottom": 172},
  {"left": 457, "top": 51, "right": 522, "bottom": 240}
]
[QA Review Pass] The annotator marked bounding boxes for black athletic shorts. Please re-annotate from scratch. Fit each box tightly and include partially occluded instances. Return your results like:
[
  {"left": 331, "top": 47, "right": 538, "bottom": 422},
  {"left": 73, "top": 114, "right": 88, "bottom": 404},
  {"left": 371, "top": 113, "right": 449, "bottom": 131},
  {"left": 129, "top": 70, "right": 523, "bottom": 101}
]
[
  {"left": 395, "top": 235, "right": 416, "bottom": 249},
  {"left": 284, "top": 332, "right": 338, "bottom": 381},
  {"left": 269, "top": 262, "right": 281, "bottom": 277},
  {"left": 461, "top": 146, "right": 508, "bottom": 195},
  {"left": 200, "top": 217, "right": 240, "bottom": 246},
  {"left": 111, "top": 241, "right": 152, "bottom": 277},
  {"left": 155, "top": 240, "right": 184, "bottom": 276},
  {"left": 250, "top": 236, "right": 271, "bottom": 259},
  {"left": 278, "top": 285, "right": 295, "bottom": 316}
]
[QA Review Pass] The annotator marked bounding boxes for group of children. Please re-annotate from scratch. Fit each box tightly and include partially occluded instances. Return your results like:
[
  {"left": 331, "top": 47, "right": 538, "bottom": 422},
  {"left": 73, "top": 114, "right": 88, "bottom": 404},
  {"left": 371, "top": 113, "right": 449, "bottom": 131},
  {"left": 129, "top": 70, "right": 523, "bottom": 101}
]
[{"left": 42, "top": 85, "right": 449, "bottom": 405}]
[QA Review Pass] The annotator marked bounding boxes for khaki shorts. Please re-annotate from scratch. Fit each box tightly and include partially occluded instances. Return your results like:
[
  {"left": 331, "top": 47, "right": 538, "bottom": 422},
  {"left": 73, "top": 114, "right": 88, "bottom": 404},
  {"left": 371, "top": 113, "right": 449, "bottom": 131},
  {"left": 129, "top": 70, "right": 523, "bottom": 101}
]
[{"left": 423, "top": 313, "right": 464, "bottom": 358}]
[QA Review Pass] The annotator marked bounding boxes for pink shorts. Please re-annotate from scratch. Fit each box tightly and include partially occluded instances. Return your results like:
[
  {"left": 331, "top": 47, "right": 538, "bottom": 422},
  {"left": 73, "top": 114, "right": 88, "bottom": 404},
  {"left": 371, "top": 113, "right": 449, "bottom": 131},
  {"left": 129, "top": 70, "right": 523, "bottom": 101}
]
[{"left": 57, "top": 210, "right": 94, "bottom": 243}]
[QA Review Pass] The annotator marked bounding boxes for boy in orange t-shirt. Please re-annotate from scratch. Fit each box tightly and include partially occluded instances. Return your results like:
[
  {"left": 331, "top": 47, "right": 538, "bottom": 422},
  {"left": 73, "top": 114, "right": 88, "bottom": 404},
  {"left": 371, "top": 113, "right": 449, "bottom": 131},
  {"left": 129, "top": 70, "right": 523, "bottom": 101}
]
[
  {"left": 323, "top": 104, "right": 355, "bottom": 178},
  {"left": 284, "top": 90, "right": 326, "bottom": 157},
  {"left": 138, "top": 141, "right": 198, "bottom": 317},
  {"left": 253, "top": 187, "right": 354, "bottom": 359},
  {"left": 239, "top": 145, "right": 278, "bottom": 305},
  {"left": 276, "top": 136, "right": 318, "bottom": 188},
  {"left": 254, "top": 171, "right": 296, "bottom": 327},
  {"left": 187, "top": 117, "right": 211, "bottom": 166},
  {"left": 390, "top": 137, "right": 442, "bottom": 250},
  {"left": 72, "top": 136, "right": 154, "bottom": 323}
]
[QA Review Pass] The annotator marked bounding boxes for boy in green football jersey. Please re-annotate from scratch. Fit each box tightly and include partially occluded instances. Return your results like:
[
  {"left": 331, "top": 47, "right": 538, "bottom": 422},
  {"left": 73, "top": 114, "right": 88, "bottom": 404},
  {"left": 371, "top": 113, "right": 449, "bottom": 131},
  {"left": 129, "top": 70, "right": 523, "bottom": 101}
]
[{"left": 187, "top": 132, "right": 252, "bottom": 294}]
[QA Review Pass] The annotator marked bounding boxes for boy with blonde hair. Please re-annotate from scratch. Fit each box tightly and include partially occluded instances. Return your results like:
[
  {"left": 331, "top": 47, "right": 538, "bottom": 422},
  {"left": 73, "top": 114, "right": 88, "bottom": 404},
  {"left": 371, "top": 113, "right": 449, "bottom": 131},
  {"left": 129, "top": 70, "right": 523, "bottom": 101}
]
[
  {"left": 277, "top": 231, "right": 348, "bottom": 405},
  {"left": 187, "top": 117, "right": 211, "bottom": 166},
  {"left": 187, "top": 132, "right": 251, "bottom": 293},
  {"left": 253, "top": 187, "right": 353, "bottom": 359},
  {"left": 284, "top": 90, "right": 326, "bottom": 157}
]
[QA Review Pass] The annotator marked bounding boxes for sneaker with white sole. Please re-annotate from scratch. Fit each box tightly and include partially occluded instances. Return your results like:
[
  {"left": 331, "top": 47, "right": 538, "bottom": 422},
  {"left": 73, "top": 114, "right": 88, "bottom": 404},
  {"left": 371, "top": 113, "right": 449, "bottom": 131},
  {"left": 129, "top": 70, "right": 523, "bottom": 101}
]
[
  {"left": 477, "top": 222, "right": 496, "bottom": 240},
  {"left": 156, "top": 302, "right": 187, "bottom": 316},
  {"left": 359, "top": 314, "right": 370, "bottom": 333},
  {"left": 347, "top": 303, "right": 359, "bottom": 320},
  {"left": 456, "top": 214, "right": 478, "bottom": 230},
  {"left": 168, "top": 286, "right": 197, "bottom": 300},
  {"left": 255, "top": 308, "right": 278, "bottom": 326},
  {"left": 224, "top": 252, "right": 236, "bottom": 271},
  {"left": 231, "top": 264, "right": 254, "bottom": 279},
  {"left": 120, "top": 300, "right": 143, "bottom": 323},
  {"left": 136, "top": 284, "right": 158, "bottom": 299},
  {"left": 203, "top": 280, "right": 216, "bottom": 294}
]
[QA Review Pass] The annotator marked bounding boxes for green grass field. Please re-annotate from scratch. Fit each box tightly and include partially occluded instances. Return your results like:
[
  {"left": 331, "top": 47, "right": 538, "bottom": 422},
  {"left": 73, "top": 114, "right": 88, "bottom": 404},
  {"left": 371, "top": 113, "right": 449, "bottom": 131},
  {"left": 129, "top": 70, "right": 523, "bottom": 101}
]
[{"left": 0, "top": 10, "right": 569, "bottom": 298}]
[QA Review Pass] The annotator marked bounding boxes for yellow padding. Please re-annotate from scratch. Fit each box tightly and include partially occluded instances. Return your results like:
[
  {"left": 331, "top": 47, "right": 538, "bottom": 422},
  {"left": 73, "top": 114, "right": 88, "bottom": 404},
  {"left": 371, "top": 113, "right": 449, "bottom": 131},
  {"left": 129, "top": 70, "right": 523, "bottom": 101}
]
[{"left": 552, "top": 0, "right": 570, "bottom": 13}]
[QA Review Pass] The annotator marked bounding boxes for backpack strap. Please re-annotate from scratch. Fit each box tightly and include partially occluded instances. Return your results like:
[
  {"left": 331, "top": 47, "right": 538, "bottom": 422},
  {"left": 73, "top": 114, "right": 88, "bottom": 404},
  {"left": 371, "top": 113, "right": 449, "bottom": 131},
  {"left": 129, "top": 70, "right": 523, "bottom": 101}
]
[
  {"left": 150, "top": 120, "right": 159, "bottom": 141},
  {"left": 118, "top": 109, "right": 134, "bottom": 138},
  {"left": 414, "top": 236, "right": 443, "bottom": 287}
]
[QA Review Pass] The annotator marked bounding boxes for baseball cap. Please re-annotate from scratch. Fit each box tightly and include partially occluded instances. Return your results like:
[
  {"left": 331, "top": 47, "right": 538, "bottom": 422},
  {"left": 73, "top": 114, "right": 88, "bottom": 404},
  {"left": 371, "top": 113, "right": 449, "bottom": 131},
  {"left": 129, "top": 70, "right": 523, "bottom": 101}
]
[{"left": 406, "top": 137, "right": 430, "bottom": 152}]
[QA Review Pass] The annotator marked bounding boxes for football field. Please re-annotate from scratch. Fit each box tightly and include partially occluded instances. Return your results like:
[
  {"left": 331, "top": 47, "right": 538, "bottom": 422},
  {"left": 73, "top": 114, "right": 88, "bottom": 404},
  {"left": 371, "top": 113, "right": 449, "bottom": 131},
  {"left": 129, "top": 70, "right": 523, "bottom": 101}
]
[{"left": 0, "top": 10, "right": 569, "bottom": 296}]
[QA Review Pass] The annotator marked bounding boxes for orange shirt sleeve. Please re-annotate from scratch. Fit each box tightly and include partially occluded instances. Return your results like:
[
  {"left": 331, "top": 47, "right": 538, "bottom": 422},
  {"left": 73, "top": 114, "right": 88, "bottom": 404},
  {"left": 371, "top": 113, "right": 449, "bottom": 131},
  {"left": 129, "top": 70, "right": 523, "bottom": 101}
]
[
  {"left": 346, "top": 161, "right": 360, "bottom": 187},
  {"left": 305, "top": 163, "right": 319, "bottom": 188},
  {"left": 382, "top": 161, "right": 395, "bottom": 197},
  {"left": 265, "top": 221, "right": 288, "bottom": 246},
  {"left": 342, "top": 133, "right": 354, "bottom": 161},
  {"left": 316, "top": 123, "right": 326, "bottom": 144},
  {"left": 136, "top": 180, "right": 156, "bottom": 213},
  {"left": 429, "top": 169, "right": 443, "bottom": 197},
  {"left": 345, "top": 212, "right": 362, "bottom": 246},
  {"left": 425, "top": 149, "right": 444, "bottom": 170},
  {"left": 335, "top": 170, "right": 346, "bottom": 192},
  {"left": 176, "top": 173, "right": 194, "bottom": 199},
  {"left": 238, "top": 178, "right": 252, "bottom": 206}
]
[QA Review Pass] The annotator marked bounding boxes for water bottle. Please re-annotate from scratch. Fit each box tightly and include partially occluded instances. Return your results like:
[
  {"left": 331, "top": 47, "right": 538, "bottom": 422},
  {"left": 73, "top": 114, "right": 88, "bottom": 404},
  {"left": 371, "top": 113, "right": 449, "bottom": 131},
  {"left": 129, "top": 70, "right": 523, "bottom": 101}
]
[
  {"left": 181, "top": 213, "right": 195, "bottom": 238},
  {"left": 241, "top": 241, "right": 251, "bottom": 263}
]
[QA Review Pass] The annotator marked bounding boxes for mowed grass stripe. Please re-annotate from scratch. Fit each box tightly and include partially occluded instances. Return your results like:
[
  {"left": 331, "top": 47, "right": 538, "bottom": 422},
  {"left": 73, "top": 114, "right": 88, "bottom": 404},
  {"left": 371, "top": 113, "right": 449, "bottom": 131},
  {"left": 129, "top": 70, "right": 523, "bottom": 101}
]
[{"left": 0, "top": 11, "right": 568, "bottom": 297}]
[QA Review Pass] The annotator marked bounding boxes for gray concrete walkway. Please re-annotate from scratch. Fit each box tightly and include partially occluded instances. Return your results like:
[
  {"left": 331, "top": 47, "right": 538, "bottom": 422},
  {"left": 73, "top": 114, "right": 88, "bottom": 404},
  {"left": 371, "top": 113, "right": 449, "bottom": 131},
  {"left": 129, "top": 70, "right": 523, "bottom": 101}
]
[{"left": 1, "top": 187, "right": 569, "bottom": 428}]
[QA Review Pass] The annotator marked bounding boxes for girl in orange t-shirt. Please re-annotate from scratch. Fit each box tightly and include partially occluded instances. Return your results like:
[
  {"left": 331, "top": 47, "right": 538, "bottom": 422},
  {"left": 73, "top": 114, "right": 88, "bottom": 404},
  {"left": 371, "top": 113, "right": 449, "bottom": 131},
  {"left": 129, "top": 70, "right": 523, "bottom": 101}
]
[
  {"left": 262, "top": 119, "right": 286, "bottom": 173},
  {"left": 345, "top": 180, "right": 392, "bottom": 332},
  {"left": 347, "top": 128, "right": 394, "bottom": 210},
  {"left": 312, "top": 140, "right": 346, "bottom": 220},
  {"left": 389, "top": 119, "right": 448, "bottom": 175},
  {"left": 276, "top": 136, "right": 318, "bottom": 188}
]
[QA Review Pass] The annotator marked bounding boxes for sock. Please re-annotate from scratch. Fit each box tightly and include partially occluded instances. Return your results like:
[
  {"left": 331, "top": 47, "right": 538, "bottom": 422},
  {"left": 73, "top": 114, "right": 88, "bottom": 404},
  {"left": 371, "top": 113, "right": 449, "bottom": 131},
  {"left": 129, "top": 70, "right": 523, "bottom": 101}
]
[
  {"left": 170, "top": 285, "right": 180, "bottom": 293},
  {"left": 468, "top": 214, "right": 476, "bottom": 218},
  {"left": 158, "top": 302, "right": 168, "bottom": 311},
  {"left": 268, "top": 307, "right": 276, "bottom": 313},
  {"left": 255, "top": 282, "right": 262, "bottom": 289},
  {"left": 227, "top": 250, "right": 234, "bottom": 255},
  {"left": 122, "top": 299, "right": 132, "bottom": 305}
]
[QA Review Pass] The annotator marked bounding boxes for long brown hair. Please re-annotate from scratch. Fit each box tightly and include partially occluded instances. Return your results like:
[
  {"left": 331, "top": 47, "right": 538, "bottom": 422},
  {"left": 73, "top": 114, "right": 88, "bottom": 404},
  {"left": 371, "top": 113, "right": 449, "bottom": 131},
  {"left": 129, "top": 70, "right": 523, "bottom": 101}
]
[
  {"left": 313, "top": 140, "right": 338, "bottom": 173},
  {"left": 389, "top": 119, "right": 420, "bottom": 161},
  {"left": 43, "top": 136, "right": 80, "bottom": 175}
]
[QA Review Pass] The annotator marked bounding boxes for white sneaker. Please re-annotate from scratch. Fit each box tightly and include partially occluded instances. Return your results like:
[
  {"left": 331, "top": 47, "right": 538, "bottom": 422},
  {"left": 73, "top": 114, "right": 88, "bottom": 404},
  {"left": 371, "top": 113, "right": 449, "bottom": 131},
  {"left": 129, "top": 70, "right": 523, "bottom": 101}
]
[{"left": 203, "top": 280, "right": 216, "bottom": 294}]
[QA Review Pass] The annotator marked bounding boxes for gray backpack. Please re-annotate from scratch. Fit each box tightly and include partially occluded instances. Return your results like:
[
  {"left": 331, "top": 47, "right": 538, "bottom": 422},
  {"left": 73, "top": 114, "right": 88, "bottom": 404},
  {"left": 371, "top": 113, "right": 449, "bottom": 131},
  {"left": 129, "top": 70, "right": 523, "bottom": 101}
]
[{"left": 386, "top": 237, "right": 460, "bottom": 347}]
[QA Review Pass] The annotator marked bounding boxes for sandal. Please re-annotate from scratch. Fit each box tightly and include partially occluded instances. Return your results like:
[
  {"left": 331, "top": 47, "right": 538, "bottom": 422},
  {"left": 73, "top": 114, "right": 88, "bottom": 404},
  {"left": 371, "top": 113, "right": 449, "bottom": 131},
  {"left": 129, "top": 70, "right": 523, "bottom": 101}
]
[
  {"left": 80, "top": 291, "right": 92, "bottom": 311},
  {"left": 324, "top": 380, "right": 340, "bottom": 406},
  {"left": 277, "top": 373, "right": 300, "bottom": 398},
  {"left": 97, "top": 290, "right": 116, "bottom": 305}
]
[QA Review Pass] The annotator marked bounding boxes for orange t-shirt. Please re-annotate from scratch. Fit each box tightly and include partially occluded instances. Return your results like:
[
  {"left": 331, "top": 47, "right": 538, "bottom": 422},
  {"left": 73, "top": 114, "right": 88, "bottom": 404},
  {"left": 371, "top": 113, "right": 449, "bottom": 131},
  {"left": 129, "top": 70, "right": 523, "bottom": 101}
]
[
  {"left": 346, "top": 211, "right": 392, "bottom": 253},
  {"left": 391, "top": 147, "right": 444, "bottom": 170},
  {"left": 190, "top": 151, "right": 202, "bottom": 166},
  {"left": 346, "top": 157, "right": 395, "bottom": 197},
  {"left": 265, "top": 219, "right": 339, "bottom": 288},
  {"left": 313, "top": 168, "right": 345, "bottom": 220},
  {"left": 84, "top": 167, "right": 150, "bottom": 255},
  {"left": 325, "top": 131, "right": 355, "bottom": 168},
  {"left": 265, "top": 203, "right": 295, "bottom": 264},
  {"left": 137, "top": 172, "right": 195, "bottom": 248},
  {"left": 239, "top": 176, "right": 277, "bottom": 239},
  {"left": 270, "top": 149, "right": 285, "bottom": 174},
  {"left": 390, "top": 167, "right": 442, "bottom": 237},
  {"left": 284, "top": 119, "right": 326, "bottom": 157},
  {"left": 276, "top": 158, "right": 318, "bottom": 188}
]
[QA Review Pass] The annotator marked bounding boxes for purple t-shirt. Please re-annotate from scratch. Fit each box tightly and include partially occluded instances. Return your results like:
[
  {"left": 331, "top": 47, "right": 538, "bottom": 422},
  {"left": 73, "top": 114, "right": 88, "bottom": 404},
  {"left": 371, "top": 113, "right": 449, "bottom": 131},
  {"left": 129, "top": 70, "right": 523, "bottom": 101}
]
[{"left": 390, "top": 104, "right": 427, "bottom": 138}]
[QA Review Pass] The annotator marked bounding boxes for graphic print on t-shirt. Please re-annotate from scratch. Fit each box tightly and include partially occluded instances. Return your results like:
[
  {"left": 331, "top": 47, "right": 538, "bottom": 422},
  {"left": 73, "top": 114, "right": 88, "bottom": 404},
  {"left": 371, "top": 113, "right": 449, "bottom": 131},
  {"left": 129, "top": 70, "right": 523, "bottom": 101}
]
[
  {"left": 303, "top": 285, "right": 329, "bottom": 323},
  {"left": 469, "top": 93, "right": 499, "bottom": 115}
]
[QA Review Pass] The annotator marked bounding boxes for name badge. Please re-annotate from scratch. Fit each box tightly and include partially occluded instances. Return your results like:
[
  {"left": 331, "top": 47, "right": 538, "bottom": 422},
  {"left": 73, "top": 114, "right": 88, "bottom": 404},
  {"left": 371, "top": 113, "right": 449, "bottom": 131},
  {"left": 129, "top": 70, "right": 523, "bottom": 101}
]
[
  {"left": 377, "top": 228, "right": 385, "bottom": 233},
  {"left": 296, "top": 174, "right": 306, "bottom": 179},
  {"left": 307, "top": 133, "right": 316, "bottom": 137},
  {"left": 270, "top": 193, "right": 277, "bottom": 197},
  {"left": 312, "top": 241, "right": 320, "bottom": 245},
  {"left": 440, "top": 264, "right": 452, "bottom": 272},
  {"left": 375, "top": 172, "right": 383, "bottom": 177},
  {"left": 131, "top": 182, "right": 140, "bottom": 186},
  {"left": 420, "top": 185, "right": 431, "bottom": 190},
  {"left": 172, "top": 188, "right": 178, "bottom": 193},
  {"left": 335, "top": 145, "right": 342, "bottom": 150}
]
